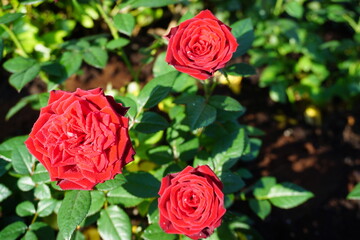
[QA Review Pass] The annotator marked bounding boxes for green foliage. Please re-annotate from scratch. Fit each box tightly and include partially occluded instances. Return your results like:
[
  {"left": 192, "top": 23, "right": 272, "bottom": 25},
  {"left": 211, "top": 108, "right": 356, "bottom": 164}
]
[
  {"left": 142, "top": 223, "right": 176, "bottom": 240},
  {"left": 347, "top": 183, "right": 360, "bottom": 200},
  {"left": 97, "top": 205, "right": 131, "bottom": 240},
  {"left": 0, "top": 183, "right": 12, "bottom": 202},
  {"left": 247, "top": 0, "right": 360, "bottom": 107},
  {"left": 0, "top": 221, "right": 27, "bottom": 240},
  {"left": 114, "top": 13, "right": 135, "bottom": 36},
  {"left": 248, "top": 177, "right": 314, "bottom": 218},
  {"left": 231, "top": 18, "right": 255, "bottom": 57},
  {"left": 58, "top": 191, "right": 91, "bottom": 240},
  {"left": 0, "top": 1, "right": 317, "bottom": 240}
]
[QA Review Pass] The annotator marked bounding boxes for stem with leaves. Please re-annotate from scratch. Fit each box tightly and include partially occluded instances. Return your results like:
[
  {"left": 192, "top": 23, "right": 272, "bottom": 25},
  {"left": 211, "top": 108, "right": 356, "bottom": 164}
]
[
  {"left": 0, "top": 24, "right": 29, "bottom": 58},
  {"left": 94, "top": 0, "right": 137, "bottom": 81}
]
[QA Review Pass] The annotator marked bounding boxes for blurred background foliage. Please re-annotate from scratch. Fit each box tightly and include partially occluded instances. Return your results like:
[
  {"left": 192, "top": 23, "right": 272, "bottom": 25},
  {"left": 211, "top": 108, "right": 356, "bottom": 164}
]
[{"left": 1, "top": 0, "right": 359, "bottom": 118}]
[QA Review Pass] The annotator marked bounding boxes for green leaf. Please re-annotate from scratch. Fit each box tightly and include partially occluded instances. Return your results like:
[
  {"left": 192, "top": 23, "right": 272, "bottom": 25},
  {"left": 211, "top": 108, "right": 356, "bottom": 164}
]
[
  {"left": 31, "top": 163, "right": 50, "bottom": 183},
  {"left": 58, "top": 190, "right": 91, "bottom": 240},
  {"left": 16, "top": 201, "right": 36, "bottom": 217},
  {"left": 34, "top": 183, "right": 51, "bottom": 200},
  {"left": 107, "top": 186, "right": 143, "bottom": 207},
  {"left": 123, "top": 172, "right": 160, "bottom": 198},
  {"left": 106, "top": 38, "right": 130, "bottom": 50},
  {"left": 0, "top": 221, "right": 27, "bottom": 240},
  {"left": 97, "top": 205, "right": 131, "bottom": 240},
  {"left": 3, "top": 57, "right": 36, "bottom": 73},
  {"left": 243, "top": 125, "right": 265, "bottom": 136},
  {"left": 135, "top": 112, "right": 169, "bottom": 134},
  {"left": 11, "top": 145, "right": 34, "bottom": 175},
  {"left": 19, "top": 0, "right": 47, "bottom": 5},
  {"left": 253, "top": 176, "right": 277, "bottom": 198},
  {"left": 37, "top": 199, "right": 57, "bottom": 217},
  {"left": 147, "top": 145, "right": 173, "bottom": 165},
  {"left": 172, "top": 73, "right": 197, "bottom": 93},
  {"left": 221, "top": 171, "right": 245, "bottom": 194},
  {"left": 137, "top": 71, "right": 177, "bottom": 109},
  {"left": 142, "top": 223, "right": 176, "bottom": 240},
  {"left": 0, "top": 159, "right": 11, "bottom": 177},
  {"left": 347, "top": 183, "right": 360, "bottom": 200},
  {"left": 224, "top": 63, "right": 256, "bottom": 77},
  {"left": 60, "top": 51, "right": 83, "bottom": 77},
  {"left": 209, "top": 95, "right": 244, "bottom": 112},
  {"left": 285, "top": 1, "right": 304, "bottom": 19},
  {"left": 0, "top": 136, "right": 28, "bottom": 161},
  {"left": 0, "top": 183, "right": 12, "bottom": 202},
  {"left": 175, "top": 95, "right": 217, "bottom": 130},
  {"left": 95, "top": 174, "right": 127, "bottom": 191},
  {"left": 0, "top": 13, "right": 24, "bottom": 24},
  {"left": 22, "top": 231, "right": 37, "bottom": 240},
  {"left": 88, "top": 191, "right": 105, "bottom": 216},
  {"left": 249, "top": 199, "right": 271, "bottom": 220},
  {"left": 29, "top": 222, "right": 55, "bottom": 240},
  {"left": 231, "top": 18, "right": 254, "bottom": 57},
  {"left": 237, "top": 168, "right": 253, "bottom": 179},
  {"left": 266, "top": 182, "right": 314, "bottom": 209},
  {"left": 41, "top": 62, "right": 66, "bottom": 80},
  {"left": 212, "top": 127, "right": 246, "bottom": 172},
  {"left": 83, "top": 46, "right": 108, "bottom": 68},
  {"left": 17, "top": 176, "right": 36, "bottom": 191},
  {"left": 115, "top": 96, "right": 138, "bottom": 121},
  {"left": 5, "top": 94, "right": 38, "bottom": 121},
  {"left": 147, "top": 200, "right": 159, "bottom": 224},
  {"left": 153, "top": 52, "right": 176, "bottom": 77},
  {"left": 241, "top": 138, "right": 262, "bottom": 161},
  {"left": 179, "top": 11, "right": 195, "bottom": 23},
  {"left": 178, "top": 138, "right": 199, "bottom": 161},
  {"left": 114, "top": 13, "right": 135, "bottom": 36},
  {"left": 121, "top": 0, "right": 177, "bottom": 8},
  {"left": 269, "top": 83, "right": 287, "bottom": 103},
  {"left": 9, "top": 63, "right": 41, "bottom": 91}
]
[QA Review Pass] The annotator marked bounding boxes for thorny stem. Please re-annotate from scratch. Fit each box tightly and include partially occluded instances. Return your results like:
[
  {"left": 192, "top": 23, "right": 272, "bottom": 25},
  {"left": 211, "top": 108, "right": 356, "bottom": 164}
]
[
  {"left": 95, "top": 0, "right": 137, "bottom": 82},
  {"left": 0, "top": 24, "right": 29, "bottom": 58}
]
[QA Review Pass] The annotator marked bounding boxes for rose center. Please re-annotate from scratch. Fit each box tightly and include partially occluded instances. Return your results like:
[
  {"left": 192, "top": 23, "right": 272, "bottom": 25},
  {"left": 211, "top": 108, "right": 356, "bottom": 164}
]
[{"left": 184, "top": 191, "right": 200, "bottom": 207}]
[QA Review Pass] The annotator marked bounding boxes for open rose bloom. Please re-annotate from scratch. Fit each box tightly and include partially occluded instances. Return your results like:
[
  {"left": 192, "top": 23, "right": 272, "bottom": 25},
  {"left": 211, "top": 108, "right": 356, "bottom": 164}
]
[
  {"left": 25, "top": 88, "right": 135, "bottom": 190},
  {"left": 165, "top": 10, "right": 238, "bottom": 80},
  {"left": 158, "top": 165, "right": 226, "bottom": 239}
]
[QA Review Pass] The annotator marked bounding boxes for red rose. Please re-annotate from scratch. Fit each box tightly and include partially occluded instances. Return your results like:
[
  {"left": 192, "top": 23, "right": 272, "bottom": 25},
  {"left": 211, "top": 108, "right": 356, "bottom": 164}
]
[
  {"left": 165, "top": 10, "right": 238, "bottom": 80},
  {"left": 25, "top": 88, "right": 135, "bottom": 190},
  {"left": 158, "top": 165, "right": 226, "bottom": 239}
]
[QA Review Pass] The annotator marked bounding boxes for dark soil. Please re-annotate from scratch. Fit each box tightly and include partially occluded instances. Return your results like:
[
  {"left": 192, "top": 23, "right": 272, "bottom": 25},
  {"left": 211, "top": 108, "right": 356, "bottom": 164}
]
[{"left": 239, "top": 79, "right": 360, "bottom": 240}]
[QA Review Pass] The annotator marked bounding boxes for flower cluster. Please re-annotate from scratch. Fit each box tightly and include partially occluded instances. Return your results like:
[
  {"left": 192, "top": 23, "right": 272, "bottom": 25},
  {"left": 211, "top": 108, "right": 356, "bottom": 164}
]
[{"left": 26, "top": 9, "right": 237, "bottom": 239}]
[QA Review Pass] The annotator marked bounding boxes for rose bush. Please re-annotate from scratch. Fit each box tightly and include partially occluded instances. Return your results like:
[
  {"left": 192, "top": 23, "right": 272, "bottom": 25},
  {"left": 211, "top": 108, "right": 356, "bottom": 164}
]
[
  {"left": 165, "top": 9, "right": 238, "bottom": 80},
  {"left": 25, "top": 88, "right": 135, "bottom": 190},
  {"left": 158, "top": 165, "right": 226, "bottom": 239}
]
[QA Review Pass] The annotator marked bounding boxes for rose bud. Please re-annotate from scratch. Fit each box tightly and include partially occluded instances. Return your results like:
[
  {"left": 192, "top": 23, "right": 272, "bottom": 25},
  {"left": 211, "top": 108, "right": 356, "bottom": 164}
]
[
  {"left": 25, "top": 88, "right": 135, "bottom": 190},
  {"left": 165, "top": 10, "right": 238, "bottom": 80},
  {"left": 158, "top": 165, "right": 226, "bottom": 239}
]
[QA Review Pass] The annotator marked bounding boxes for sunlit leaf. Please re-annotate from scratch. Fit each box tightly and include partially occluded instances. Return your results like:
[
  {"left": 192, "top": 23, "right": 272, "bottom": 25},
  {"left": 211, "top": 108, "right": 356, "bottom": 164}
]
[
  {"left": 98, "top": 205, "right": 131, "bottom": 240},
  {"left": 0, "top": 221, "right": 27, "bottom": 240},
  {"left": 58, "top": 191, "right": 91, "bottom": 240},
  {"left": 0, "top": 183, "right": 12, "bottom": 202}
]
